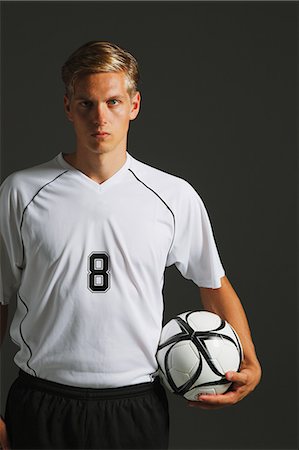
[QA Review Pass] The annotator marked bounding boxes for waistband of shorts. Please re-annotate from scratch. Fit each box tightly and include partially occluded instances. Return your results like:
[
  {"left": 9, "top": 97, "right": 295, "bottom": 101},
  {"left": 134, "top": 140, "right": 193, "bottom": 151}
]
[{"left": 17, "top": 369, "right": 162, "bottom": 400}]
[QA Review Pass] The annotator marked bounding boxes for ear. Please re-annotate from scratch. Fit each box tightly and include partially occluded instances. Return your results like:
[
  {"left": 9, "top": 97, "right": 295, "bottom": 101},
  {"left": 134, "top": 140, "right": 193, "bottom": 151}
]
[
  {"left": 64, "top": 94, "right": 73, "bottom": 122},
  {"left": 129, "top": 91, "right": 141, "bottom": 121}
]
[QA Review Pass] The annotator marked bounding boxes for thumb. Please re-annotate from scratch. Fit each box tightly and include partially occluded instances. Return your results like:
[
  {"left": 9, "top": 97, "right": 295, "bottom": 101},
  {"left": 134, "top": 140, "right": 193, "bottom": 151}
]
[
  {"left": 0, "top": 416, "right": 11, "bottom": 450},
  {"left": 225, "top": 370, "right": 248, "bottom": 386}
]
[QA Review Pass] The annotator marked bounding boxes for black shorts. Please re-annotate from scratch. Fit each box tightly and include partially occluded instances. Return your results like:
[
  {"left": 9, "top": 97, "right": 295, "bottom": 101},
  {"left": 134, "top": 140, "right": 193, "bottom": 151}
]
[{"left": 5, "top": 369, "right": 169, "bottom": 449}]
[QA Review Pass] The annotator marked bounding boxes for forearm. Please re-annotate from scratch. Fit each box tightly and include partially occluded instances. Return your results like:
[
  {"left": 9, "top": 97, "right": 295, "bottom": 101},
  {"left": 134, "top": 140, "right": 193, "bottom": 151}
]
[
  {"left": 199, "top": 276, "right": 260, "bottom": 369},
  {"left": 187, "top": 276, "right": 262, "bottom": 407}
]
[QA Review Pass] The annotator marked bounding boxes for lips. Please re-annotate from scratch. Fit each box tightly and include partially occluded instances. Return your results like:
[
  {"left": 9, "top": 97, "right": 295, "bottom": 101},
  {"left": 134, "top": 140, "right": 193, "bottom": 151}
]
[{"left": 91, "top": 131, "right": 110, "bottom": 137}]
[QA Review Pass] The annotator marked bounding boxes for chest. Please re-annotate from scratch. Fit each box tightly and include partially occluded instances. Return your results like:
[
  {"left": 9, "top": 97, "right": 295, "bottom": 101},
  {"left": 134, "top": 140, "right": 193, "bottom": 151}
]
[{"left": 21, "top": 180, "right": 174, "bottom": 270}]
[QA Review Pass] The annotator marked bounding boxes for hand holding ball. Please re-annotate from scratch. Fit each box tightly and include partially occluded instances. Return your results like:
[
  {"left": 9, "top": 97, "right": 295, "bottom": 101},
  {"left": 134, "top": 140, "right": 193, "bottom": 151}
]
[{"left": 156, "top": 311, "right": 243, "bottom": 401}]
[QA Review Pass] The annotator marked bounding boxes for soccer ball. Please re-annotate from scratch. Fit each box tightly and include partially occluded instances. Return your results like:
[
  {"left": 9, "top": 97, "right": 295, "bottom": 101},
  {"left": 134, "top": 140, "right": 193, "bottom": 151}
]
[{"left": 156, "top": 310, "right": 243, "bottom": 401}]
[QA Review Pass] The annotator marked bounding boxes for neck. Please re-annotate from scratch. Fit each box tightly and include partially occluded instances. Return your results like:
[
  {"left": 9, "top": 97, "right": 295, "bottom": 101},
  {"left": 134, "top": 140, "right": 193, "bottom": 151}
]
[{"left": 63, "top": 148, "right": 127, "bottom": 184}]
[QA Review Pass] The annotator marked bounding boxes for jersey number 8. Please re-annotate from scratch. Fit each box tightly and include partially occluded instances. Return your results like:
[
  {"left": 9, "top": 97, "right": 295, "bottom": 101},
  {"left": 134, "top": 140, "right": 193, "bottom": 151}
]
[{"left": 88, "top": 253, "right": 110, "bottom": 292}]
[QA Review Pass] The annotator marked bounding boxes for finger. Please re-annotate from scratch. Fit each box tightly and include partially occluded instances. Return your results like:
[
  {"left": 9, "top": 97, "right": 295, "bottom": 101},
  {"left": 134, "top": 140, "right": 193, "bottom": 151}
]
[
  {"left": 187, "top": 393, "right": 237, "bottom": 410},
  {"left": 226, "top": 370, "right": 248, "bottom": 386},
  {"left": 0, "top": 440, "right": 11, "bottom": 450},
  {"left": 0, "top": 434, "right": 11, "bottom": 450},
  {"left": 0, "top": 419, "right": 11, "bottom": 450},
  {"left": 199, "top": 390, "right": 238, "bottom": 403}
]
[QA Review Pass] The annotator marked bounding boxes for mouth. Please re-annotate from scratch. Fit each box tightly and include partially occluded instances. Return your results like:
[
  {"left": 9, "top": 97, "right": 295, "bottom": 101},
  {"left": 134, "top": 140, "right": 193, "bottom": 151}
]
[{"left": 91, "top": 131, "right": 110, "bottom": 139}]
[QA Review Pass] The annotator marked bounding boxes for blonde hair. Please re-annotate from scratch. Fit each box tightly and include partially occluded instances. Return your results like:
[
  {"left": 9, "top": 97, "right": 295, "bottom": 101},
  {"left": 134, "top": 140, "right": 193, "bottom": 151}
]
[{"left": 61, "top": 41, "right": 140, "bottom": 98}]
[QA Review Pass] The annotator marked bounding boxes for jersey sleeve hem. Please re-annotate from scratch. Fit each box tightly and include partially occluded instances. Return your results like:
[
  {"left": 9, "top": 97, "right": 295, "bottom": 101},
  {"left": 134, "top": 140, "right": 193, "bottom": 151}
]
[{"left": 195, "top": 270, "right": 225, "bottom": 289}]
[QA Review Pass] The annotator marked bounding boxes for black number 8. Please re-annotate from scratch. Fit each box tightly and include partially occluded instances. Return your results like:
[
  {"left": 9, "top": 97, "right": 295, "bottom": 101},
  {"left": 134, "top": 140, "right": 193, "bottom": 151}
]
[{"left": 88, "top": 253, "right": 110, "bottom": 292}]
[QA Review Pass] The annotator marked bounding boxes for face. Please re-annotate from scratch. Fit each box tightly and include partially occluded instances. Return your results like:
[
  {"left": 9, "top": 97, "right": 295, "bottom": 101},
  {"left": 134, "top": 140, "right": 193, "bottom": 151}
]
[{"left": 64, "top": 72, "right": 140, "bottom": 156}]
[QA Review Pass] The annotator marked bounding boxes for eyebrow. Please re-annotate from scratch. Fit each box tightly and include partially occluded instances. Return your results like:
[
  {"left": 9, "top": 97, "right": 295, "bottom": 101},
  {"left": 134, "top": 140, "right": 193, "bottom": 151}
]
[
  {"left": 107, "top": 94, "right": 126, "bottom": 100},
  {"left": 74, "top": 94, "right": 127, "bottom": 101}
]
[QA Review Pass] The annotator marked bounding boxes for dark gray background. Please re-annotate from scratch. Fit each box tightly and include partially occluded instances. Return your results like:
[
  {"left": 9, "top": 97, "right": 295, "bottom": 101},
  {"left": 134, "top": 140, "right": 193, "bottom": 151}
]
[{"left": 1, "top": 1, "right": 297, "bottom": 449}]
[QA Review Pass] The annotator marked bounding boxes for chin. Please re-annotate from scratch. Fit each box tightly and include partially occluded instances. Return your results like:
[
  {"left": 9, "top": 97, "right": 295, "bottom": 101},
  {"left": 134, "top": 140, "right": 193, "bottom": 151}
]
[{"left": 87, "top": 146, "right": 109, "bottom": 155}]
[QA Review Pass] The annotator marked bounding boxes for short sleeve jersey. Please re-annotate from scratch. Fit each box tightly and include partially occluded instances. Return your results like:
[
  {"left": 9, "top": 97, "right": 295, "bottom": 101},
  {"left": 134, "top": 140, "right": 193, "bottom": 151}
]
[{"left": 0, "top": 152, "right": 225, "bottom": 388}]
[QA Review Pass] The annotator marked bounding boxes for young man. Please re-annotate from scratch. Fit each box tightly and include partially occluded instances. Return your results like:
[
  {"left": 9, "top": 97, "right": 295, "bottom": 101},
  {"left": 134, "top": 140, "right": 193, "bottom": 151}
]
[{"left": 0, "top": 41, "right": 261, "bottom": 449}]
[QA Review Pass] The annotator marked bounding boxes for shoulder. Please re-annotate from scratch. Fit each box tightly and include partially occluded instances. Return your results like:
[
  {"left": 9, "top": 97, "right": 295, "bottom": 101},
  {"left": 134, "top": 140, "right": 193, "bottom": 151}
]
[
  {"left": 129, "top": 153, "right": 202, "bottom": 207},
  {"left": 129, "top": 153, "right": 196, "bottom": 196},
  {"left": 0, "top": 154, "right": 67, "bottom": 208}
]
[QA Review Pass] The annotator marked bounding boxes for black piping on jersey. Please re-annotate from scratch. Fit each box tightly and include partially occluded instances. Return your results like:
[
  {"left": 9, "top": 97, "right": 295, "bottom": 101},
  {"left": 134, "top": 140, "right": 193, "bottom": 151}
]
[
  {"left": 128, "top": 168, "right": 176, "bottom": 253},
  {"left": 17, "top": 293, "right": 37, "bottom": 377},
  {"left": 19, "top": 170, "right": 69, "bottom": 266}
]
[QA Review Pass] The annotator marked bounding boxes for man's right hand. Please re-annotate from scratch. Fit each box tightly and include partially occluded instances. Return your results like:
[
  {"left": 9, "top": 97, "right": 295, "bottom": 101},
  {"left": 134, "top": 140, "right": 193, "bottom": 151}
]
[
  {"left": 0, "top": 416, "right": 11, "bottom": 450},
  {"left": 0, "top": 304, "right": 10, "bottom": 449}
]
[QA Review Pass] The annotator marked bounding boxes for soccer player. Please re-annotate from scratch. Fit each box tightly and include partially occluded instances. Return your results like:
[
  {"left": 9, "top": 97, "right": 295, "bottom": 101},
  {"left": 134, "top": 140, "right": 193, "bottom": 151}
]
[{"left": 0, "top": 41, "right": 261, "bottom": 449}]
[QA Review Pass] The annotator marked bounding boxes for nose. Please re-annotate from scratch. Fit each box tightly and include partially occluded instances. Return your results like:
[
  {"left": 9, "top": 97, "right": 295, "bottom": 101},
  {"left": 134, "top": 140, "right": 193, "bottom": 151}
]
[{"left": 93, "top": 103, "right": 107, "bottom": 126}]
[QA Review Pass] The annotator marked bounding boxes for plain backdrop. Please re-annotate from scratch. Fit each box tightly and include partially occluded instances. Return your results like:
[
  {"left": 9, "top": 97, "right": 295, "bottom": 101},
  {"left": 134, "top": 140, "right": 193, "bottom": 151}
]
[{"left": 0, "top": 1, "right": 297, "bottom": 449}]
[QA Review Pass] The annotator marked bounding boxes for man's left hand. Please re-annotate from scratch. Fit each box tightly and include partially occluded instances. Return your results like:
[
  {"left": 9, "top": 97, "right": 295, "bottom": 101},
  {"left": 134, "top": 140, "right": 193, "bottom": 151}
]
[{"left": 187, "top": 361, "right": 262, "bottom": 410}]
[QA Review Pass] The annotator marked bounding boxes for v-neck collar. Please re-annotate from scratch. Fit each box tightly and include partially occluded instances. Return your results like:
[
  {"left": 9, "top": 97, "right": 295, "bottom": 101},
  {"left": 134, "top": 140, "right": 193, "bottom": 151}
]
[{"left": 56, "top": 152, "right": 132, "bottom": 192}]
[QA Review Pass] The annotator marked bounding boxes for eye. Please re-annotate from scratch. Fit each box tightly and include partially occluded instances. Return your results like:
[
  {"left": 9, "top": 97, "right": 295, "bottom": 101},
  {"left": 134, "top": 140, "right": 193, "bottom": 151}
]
[
  {"left": 79, "top": 100, "right": 93, "bottom": 108},
  {"left": 107, "top": 99, "right": 120, "bottom": 106}
]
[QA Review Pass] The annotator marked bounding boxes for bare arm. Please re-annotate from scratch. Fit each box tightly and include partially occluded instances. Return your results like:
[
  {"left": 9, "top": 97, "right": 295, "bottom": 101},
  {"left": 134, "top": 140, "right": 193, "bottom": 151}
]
[
  {"left": 188, "top": 275, "right": 262, "bottom": 409},
  {"left": 200, "top": 276, "right": 260, "bottom": 370}
]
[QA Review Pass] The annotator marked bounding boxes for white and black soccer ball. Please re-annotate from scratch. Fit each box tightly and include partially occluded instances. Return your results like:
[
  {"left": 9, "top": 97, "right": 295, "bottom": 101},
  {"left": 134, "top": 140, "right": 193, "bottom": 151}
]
[{"left": 156, "top": 310, "right": 243, "bottom": 401}]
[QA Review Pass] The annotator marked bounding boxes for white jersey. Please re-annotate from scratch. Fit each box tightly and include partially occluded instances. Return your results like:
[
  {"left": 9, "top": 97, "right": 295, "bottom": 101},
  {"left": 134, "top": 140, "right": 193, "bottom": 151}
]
[{"left": 0, "top": 152, "right": 225, "bottom": 388}]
